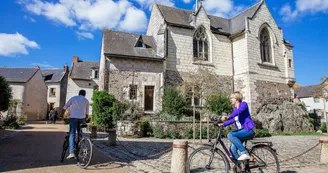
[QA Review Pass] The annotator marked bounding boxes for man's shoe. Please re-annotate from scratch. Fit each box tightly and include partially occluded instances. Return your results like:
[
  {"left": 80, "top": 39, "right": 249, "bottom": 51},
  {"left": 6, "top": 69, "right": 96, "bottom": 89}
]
[
  {"left": 238, "top": 153, "right": 250, "bottom": 161},
  {"left": 66, "top": 153, "right": 76, "bottom": 159}
]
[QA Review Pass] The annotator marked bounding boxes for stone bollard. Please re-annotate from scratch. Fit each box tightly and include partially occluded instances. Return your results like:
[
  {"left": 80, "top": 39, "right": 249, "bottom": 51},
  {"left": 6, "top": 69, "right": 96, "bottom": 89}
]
[
  {"left": 320, "top": 136, "right": 328, "bottom": 163},
  {"left": 108, "top": 129, "right": 117, "bottom": 146},
  {"left": 90, "top": 126, "right": 97, "bottom": 138},
  {"left": 170, "top": 140, "right": 188, "bottom": 173}
]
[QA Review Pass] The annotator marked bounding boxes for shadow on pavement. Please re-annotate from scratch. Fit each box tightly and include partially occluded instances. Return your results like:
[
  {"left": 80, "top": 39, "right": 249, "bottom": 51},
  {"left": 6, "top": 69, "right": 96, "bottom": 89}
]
[{"left": 0, "top": 127, "right": 127, "bottom": 172}]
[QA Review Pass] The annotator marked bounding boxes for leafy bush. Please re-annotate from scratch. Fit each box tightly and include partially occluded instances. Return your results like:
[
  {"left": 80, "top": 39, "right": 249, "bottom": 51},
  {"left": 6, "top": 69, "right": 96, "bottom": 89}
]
[
  {"left": 320, "top": 123, "right": 327, "bottom": 133},
  {"left": 3, "top": 114, "right": 19, "bottom": 129},
  {"left": 0, "top": 76, "right": 12, "bottom": 112},
  {"left": 153, "top": 125, "right": 165, "bottom": 138},
  {"left": 165, "top": 129, "right": 181, "bottom": 139},
  {"left": 205, "top": 92, "right": 233, "bottom": 115},
  {"left": 140, "top": 119, "right": 152, "bottom": 137},
  {"left": 121, "top": 102, "right": 144, "bottom": 121},
  {"left": 162, "top": 86, "right": 187, "bottom": 120},
  {"left": 255, "top": 129, "right": 272, "bottom": 138},
  {"left": 92, "top": 91, "right": 118, "bottom": 131},
  {"left": 16, "top": 116, "right": 26, "bottom": 126}
]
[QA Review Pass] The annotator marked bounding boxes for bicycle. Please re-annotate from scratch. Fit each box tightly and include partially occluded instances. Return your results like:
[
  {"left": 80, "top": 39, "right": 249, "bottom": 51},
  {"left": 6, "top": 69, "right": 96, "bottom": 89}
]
[
  {"left": 60, "top": 123, "right": 93, "bottom": 169},
  {"left": 187, "top": 119, "right": 280, "bottom": 173}
]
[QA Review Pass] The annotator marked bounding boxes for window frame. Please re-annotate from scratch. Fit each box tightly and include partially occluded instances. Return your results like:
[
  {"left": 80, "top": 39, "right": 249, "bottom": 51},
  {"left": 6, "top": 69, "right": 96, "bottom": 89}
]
[
  {"left": 260, "top": 28, "right": 272, "bottom": 64},
  {"left": 129, "top": 84, "right": 137, "bottom": 100},
  {"left": 193, "top": 26, "right": 209, "bottom": 62}
]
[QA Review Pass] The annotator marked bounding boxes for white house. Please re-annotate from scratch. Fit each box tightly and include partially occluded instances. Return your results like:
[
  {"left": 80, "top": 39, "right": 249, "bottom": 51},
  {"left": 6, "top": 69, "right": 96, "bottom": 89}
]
[
  {"left": 66, "top": 56, "right": 99, "bottom": 115},
  {"left": 98, "top": 0, "right": 296, "bottom": 114},
  {"left": 0, "top": 66, "right": 48, "bottom": 120}
]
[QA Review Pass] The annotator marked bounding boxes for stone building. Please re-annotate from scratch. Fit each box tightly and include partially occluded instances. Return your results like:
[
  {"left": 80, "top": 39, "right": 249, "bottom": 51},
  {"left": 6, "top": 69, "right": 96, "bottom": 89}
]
[
  {"left": 99, "top": 0, "right": 295, "bottom": 114},
  {"left": 0, "top": 66, "right": 48, "bottom": 120},
  {"left": 66, "top": 56, "right": 99, "bottom": 115},
  {"left": 41, "top": 65, "right": 69, "bottom": 115}
]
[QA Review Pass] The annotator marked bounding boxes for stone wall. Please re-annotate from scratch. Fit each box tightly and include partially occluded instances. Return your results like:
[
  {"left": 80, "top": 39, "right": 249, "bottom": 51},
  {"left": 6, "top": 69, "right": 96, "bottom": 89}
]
[
  {"left": 108, "top": 57, "right": 164, "bottom": 113},
  {"left": 252, "top": 80, "right": 293, "bottom": 114}
]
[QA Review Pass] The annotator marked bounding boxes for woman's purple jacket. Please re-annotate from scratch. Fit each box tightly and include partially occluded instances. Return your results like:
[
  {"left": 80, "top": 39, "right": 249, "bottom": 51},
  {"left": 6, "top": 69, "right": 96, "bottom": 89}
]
[{"left": 223, "top": 101, "right": 256, "bottom": 132}]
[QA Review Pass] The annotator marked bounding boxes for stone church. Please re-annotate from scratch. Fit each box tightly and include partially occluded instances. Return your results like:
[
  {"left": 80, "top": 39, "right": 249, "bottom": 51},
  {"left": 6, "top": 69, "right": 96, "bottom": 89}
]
[{"left": 98, "top": 0, "right": 295, "bottom": 115}]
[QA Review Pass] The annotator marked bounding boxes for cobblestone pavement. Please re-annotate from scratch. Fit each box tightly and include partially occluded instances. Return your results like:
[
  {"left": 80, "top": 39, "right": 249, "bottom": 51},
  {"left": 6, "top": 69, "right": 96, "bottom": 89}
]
[{"left": 92, "top": 135, "right": 328, "bottom": 173}]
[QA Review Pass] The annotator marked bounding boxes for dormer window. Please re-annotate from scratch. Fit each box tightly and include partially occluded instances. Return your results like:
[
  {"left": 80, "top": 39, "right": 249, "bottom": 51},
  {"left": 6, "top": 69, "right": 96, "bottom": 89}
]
[
  {"left": 92, "top": 69, "right": 99, "bottom": 79},
  {"left": 135, "top": 35, "right": 151, "bottom": 48}
]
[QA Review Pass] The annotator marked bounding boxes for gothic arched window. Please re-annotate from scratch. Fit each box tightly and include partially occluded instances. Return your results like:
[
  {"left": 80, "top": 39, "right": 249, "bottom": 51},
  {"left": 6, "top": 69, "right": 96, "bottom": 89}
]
[
  {"left": 193, "top": 26, "right": 208, "bottom": 61},
  {"left": 260, "top": 28, "right": 272, "bottom": 63}
]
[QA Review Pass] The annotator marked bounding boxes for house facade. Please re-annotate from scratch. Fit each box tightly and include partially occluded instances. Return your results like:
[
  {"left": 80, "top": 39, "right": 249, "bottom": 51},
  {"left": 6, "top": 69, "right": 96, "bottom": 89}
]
[
  {"left": 41, "top": 65, "right": 69, "bottom": 115},
  {"left": 0, "top": 67, "right": 48, "bottom": 120},
  {"left": 295, "top": 82, "right": 328, "bottom": 123},
  {"left": 66, "top": 56, "right": 99, "bottom": 115},
  {"left": 99, "top": 0, "right": 296, "bottom": 114}
]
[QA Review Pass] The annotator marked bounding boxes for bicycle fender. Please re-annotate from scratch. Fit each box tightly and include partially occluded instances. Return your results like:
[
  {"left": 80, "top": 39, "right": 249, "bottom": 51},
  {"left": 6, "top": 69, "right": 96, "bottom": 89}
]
[{"left": 252, "top": 144, "right": 277, "bottom": 153}]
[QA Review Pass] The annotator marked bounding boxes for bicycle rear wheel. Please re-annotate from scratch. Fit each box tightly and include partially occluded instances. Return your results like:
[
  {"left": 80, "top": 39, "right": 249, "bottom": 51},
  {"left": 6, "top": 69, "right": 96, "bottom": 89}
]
[
  {"left": 187, "top": 146, "right": 229, "bottom": 173},
  {"left": 60, "top": 137, "right": 69, "bottom": 163},
  {"left": 77, "top": 137, "right": 93, "bottom": 169},
  {"left": 249, "top": 145, "right": 280, "bottom": 173}
]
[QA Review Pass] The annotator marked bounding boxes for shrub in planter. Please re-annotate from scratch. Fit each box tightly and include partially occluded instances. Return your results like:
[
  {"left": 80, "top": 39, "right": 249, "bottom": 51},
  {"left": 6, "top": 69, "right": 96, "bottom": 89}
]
[
  {"left": 92, "top": 91, "right": 118, "bottom": 131},
  {"left": 205, "top": 92, "right": 233, "bottom": 116},
  {"left": 320, "top": 123, "right": 327, "bottom": 133},
  {"left": 140, "top": 119, "right": 152, "bottom": 137}
]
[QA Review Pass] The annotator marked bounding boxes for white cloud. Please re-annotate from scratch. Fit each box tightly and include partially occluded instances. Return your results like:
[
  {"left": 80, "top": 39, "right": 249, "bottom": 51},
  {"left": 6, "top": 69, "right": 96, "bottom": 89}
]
[
  {"left": 119, "top": 7, "right": 148, "bottom": 32},
  {"left": 76, "top": 31, "right": 94, "bottom": 40},
  {"left": 202, "top": 0, "right": 246, "bottom": 18},
  {"left": 31, "top": 62, "right": 54, "bottom": 68},
  {"left": 280, "top": 0, "right": 328, "bottom": 22},
  {"left": 183, "top": 0, "right": 191, "bottom": 4},
  {"left": 0, "top": 32, "right": 40, "bottom": 57},
  {"left": 24, "top": 15, "right": 36, "bottom": 22},
  {"left": 134, "top": 0, "right": 174, "bottom": 10},
  {"left": 19, "top": 0, "right": 149, "bottom": 36}
]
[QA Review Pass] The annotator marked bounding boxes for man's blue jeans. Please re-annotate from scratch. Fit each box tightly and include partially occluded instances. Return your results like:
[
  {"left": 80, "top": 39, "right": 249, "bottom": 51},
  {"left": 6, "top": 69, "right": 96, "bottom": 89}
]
[
  {"left": 69, "top": 118, "right": 85, "bottom": 154},
  {"left": 227, "top": 128, "right": 255, "bottom": 160}
]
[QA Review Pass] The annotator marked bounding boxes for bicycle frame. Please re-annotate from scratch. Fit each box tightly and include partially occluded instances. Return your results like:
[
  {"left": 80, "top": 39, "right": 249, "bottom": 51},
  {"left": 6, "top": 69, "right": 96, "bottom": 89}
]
[{"left": 208, "top": 126, "right": 268, "bottom": 171}]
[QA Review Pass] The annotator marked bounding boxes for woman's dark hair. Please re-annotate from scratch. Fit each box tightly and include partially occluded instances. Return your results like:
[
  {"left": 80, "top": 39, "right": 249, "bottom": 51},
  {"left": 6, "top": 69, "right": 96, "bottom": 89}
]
[{"left": 79, "top": 90, "right": 86, "bottom": 96}]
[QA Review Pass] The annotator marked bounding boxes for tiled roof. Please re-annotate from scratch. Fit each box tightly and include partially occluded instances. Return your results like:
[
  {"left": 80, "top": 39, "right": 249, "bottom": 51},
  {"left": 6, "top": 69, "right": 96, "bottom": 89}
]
[
  {"left": 0, "top": 68, "right": 38, "bottom": 83},
  {"left": 294, "top": 85, "right": 322, "bottom": 98},
  {"left": 103, "top": 29, "right": 161, "bottom": 60},
  {"left": 70, "top": 61, "right": 99, "bottom": 80},
  {"left": 41, "top": 69, "right": 65, "bottom": 83}
]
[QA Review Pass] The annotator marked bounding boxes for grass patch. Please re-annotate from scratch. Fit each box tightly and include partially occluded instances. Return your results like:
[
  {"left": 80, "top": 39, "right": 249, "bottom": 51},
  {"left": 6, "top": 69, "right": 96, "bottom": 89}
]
[{"left": 272, "top": 131, "right": 324, "bottom": 136}]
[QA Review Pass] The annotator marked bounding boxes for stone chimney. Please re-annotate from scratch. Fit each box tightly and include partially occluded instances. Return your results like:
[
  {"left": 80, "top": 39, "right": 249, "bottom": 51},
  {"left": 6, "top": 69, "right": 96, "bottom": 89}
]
[
  {"left": 34, "top": 65, "right": 40, "bottom": 69},
  {"left": 72, "top": 56, "right": 79, "bottom": 63},
  {"left": 63, "top": 64, "right": 69, "bottom": 73}
]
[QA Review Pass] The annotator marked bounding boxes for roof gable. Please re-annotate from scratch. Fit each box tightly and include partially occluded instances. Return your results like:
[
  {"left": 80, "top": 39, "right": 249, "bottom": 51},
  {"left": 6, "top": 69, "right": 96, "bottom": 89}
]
[
  {"left": 295, "top": 85, "right": 322, "bottom": 98},
  {"left": 156, "top": 1, "right": 263, "bottom": 35},
  {"left": 0, "top": 68, "right": 38, "bottom": 83},
  {"left": 41, "top": 69, "right": 65, "bottom": 83},
  {"left": 70, "top": 61, "right": 99, "bottom": 80}
]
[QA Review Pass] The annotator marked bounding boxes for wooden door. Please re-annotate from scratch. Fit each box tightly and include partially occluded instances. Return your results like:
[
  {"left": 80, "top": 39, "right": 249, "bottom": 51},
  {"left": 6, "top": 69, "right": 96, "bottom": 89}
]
[{"left": 144, "top": 86, "right": 154, "bottom": 111}]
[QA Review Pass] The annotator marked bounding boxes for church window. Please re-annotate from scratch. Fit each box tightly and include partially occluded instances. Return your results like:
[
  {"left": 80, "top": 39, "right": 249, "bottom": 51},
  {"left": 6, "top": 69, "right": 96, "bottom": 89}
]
[
  {"left": 193, "top": 26, "right": 208, "bottom": 61},
  {"left": 260, "top": 28, "right": 272, "bottom": 63},
  {"left": 129, "top": 85, "right": 137, "bottom": 100}
]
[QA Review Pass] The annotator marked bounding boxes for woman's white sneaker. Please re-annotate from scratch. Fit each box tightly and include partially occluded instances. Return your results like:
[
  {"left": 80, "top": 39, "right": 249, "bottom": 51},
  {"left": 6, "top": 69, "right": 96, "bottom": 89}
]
[{"left": 238, "top": 153, "right": 250, "bottom": 160}]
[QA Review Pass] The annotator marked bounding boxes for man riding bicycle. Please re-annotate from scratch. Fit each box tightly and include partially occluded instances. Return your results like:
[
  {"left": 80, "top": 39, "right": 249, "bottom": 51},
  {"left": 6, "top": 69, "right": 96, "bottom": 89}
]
[
  {"left": 62, "top": 90, "right": 90, "bottom": 159},
  {"left": 218, "top": 91, "right": 256, "bottom": 161}
]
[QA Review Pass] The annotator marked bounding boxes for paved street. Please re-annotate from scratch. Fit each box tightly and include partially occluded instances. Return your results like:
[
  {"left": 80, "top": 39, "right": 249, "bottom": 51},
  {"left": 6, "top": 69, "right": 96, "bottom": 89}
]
[
  {"left": 93, "top": 135, "right": 328, "bottom": 173},
  {"left": 0, "top": 122, "right": 130, "bottom": 173}
]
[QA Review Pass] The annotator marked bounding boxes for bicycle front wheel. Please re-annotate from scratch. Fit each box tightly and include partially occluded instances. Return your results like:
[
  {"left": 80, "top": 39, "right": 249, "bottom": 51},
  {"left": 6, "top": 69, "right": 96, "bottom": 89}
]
[
  {"left": 77, "top": 137, "right": 93, "bottom": 169},
  {"left": 250, "top": 145, "right": 280, "bottom": 173},
  {"left": 187, "top": 146, "right": 229, "bottom": 173},
  {"left": 60, "top": 137, "right": 69, "bottom": 163}
]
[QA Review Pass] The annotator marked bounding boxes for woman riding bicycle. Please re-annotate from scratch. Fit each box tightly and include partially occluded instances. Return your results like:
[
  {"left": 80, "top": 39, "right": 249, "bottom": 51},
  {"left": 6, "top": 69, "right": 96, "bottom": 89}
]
[{"left": 218, "top": 91, "right": 256, "bottom": 161}]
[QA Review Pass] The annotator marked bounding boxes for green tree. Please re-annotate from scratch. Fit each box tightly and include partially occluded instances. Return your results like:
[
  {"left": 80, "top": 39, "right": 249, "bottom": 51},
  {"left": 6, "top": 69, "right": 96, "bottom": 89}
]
[
  {"left": 205, "top": 92, "right": 233, "bottom": 116},
  {"left": 0, "top": 76, "right": 12, "bottom": 112},
  {"left": 162, "top": 86, "right": 187, "bottom": 120}
]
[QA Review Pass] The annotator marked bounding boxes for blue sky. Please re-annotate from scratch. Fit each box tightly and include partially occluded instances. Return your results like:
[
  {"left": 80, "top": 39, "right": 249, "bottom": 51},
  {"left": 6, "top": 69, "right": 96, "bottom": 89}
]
[{"left": 0, "top": 0, "right": 327, "bottom": 86}]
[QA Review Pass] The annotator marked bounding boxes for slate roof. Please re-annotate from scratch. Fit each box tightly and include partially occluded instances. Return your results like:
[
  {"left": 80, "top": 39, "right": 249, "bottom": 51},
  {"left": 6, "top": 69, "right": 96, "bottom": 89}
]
[
  {"left": 294, "top": 85, "right": 322, "bottom": 98},
  {"left": 103, "top": 29, "right": 161, "bottom": 60},
  {"left": 41, "top": 69, "right": 65, "bottom": 83},
  {"left": 156, "top": 1, "right": 263, "bottom": 35},
  {"left": 0, "top": 68, "right": 38, "bottom": 83},
  {"left": 70, "top": 61, "right": 99, "bottom": 80}
]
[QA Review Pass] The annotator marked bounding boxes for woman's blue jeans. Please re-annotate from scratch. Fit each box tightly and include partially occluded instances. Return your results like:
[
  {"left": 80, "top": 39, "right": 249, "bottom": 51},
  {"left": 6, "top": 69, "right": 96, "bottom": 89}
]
[
  {"left": 227, "top": 129, "right": 255, "bottom": 160},
  {"left": 69, "top": 118, "right": 85, "bottom": 154}
]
